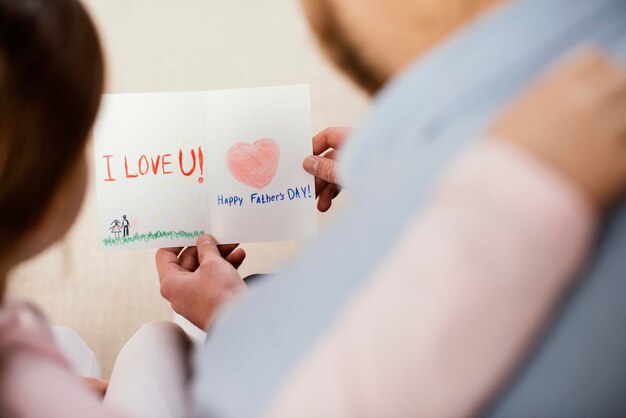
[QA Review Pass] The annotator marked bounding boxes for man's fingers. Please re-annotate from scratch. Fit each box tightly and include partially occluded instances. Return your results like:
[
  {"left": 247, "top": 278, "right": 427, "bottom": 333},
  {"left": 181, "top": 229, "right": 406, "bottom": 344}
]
[
  {"left": 156, "top": 247, "right": 185, "bottom": 277},
  {"left": 322, "top": 149, "right": 337, "bottom": 159},
  {"left": 317, "top": 183, "right": 338, "bottom": 212},
  {"left": 312, "top": 127, "right": 352, "bottom": 155},
  {"left": 218, "top": 243, "right": 239, "bottom": 258},
  {"left": 225, "top": 248, "right": 246, "bottom": 269},
  {"left": 306, "top": 128, "right": 349, "bottom": 185},
  {"left": 316, "top": 157, "right": 339, "bottom": 184},
  {"left": 160, "top": 247, "right": 184, "bottom": 256},
  {"left": 179, "top": 246, "right": 200, "bottom": 271},
  {"left": 315, "top": 177, "right": 328, "bottom": 197},
  {"left": 197, "top": 234, "right": 221, "bottom": 266},
  {"left": 303, "top": 155, "right": 339, "bottom": 184}
]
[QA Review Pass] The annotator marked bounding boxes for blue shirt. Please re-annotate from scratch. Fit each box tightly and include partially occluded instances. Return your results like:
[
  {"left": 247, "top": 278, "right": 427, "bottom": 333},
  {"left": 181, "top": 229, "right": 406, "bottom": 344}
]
[{"left": 193, "top": 0, "right": 626, "bottom": 416}]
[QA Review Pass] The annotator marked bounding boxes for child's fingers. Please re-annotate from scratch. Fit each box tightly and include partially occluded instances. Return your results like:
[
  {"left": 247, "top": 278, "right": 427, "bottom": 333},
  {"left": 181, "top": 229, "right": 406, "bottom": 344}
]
[
  {"left": 585, "top": 55, "right": 626, "bottom": 100},
  {"left": 565, "top": 49, "right": 609, "bottom": 78},
  {"left": 81, "top": 377, "right": 108, "bottom": 398},
  {"left": 607, "top": 69, "right": 626, "bottom": 103},
  {"left": 610, "top": 77, "right": 626, "bottom": 135}
]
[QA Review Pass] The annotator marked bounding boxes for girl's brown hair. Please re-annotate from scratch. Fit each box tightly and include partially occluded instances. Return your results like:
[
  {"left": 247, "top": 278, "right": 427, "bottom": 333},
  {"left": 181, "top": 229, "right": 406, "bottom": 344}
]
[{"left": 0, "top": 0, "right": 104, "bottom": 256}]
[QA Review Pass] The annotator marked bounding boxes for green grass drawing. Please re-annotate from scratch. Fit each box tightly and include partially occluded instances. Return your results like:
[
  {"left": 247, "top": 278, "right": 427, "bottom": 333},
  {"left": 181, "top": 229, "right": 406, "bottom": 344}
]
[{"left": 103, "top": 230, "right": 204, "bottom": 247}]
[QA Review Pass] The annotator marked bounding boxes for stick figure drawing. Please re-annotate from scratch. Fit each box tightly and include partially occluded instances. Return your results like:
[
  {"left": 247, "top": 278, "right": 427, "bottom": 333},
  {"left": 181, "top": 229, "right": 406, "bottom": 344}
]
[
  {"left": 110, "top": 219, "right": 122, "bottom": 238},
  {"left": 122, "top": 214, "right": 130, "bottom": 237}
]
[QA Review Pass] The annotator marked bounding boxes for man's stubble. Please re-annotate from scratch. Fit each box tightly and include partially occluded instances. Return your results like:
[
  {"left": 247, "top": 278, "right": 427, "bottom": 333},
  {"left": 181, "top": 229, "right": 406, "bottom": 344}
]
[{"left": 300, "top": 0, "right": 388, "bottom": 95}]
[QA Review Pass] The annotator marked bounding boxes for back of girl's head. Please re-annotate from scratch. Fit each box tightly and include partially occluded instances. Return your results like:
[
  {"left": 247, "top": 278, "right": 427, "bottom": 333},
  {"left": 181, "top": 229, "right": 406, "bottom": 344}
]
[{"left": 0, "top": 0, "right": 104, "bottom": 257}]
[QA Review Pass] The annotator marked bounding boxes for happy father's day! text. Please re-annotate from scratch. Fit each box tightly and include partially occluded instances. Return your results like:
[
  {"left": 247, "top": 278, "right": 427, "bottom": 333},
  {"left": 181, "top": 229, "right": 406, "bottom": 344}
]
[{"left": 217, "top": 185, "right": 312, "bottom": 207}]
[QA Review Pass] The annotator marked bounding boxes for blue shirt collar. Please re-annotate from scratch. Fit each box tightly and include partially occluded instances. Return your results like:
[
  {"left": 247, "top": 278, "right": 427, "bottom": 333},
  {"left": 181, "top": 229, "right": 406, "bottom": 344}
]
[{"left": 340, "top": 0, "right": 626, "bottom": 195}]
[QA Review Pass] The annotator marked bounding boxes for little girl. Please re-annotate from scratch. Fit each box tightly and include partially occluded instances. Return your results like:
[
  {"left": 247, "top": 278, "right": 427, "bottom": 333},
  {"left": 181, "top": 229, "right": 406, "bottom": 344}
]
[{"left": 0, "top": 1, "right": 190, "bottom": 417}]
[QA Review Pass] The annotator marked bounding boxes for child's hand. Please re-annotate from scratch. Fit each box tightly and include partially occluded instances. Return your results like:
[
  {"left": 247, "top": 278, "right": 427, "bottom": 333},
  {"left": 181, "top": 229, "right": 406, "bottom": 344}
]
[
  {"left": 81, "top": 377, "right": 108, "bottom": 398},
  {"left": 156, "top": 235, "right": 247, "bottom": 329},
  {"left": 490, "top": 49, "right": 626, "bottom": 209}
]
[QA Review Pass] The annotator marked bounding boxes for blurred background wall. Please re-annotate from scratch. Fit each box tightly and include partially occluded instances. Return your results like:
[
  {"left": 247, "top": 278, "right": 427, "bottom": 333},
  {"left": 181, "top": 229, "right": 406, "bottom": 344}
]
[{"left": 8, "top": 0, "right": 368, "bottom": 376}]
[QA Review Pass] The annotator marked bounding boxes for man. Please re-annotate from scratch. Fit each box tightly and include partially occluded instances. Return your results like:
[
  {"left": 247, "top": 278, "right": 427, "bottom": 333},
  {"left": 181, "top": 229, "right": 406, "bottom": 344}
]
[
  {"left": 157, "top": 0, "right": 626, "bottom": 416},
  {"left": 122, "top": 215, "right": 130, "bottom": 238}
]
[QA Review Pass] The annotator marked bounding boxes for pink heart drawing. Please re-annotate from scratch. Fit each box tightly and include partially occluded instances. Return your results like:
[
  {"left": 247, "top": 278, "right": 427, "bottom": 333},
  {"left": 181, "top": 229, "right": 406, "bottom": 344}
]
[{"left": 226, "top": 138, "right": 280, "bottom": 189}]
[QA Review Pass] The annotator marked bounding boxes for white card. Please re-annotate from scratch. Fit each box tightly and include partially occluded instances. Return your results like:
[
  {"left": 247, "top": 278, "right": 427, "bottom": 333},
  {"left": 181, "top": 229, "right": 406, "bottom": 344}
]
[{"left": 93, "top": 85, "right": 317, "bottom": 250}]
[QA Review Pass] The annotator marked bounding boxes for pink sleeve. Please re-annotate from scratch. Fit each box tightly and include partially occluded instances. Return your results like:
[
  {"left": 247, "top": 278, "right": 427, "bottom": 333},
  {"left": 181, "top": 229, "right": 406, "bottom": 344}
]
[
  {"left": 0, "top": 298, "right": 125, "bottom": 418},
  {"left": 266, "top": 141, "right": 597, "bottom": 418}
]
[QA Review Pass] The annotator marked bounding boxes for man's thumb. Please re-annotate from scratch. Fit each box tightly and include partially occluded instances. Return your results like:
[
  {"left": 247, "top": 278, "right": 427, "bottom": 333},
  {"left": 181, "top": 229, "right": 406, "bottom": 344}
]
[
  {"left": 303, "top": 155, "right": 338, "bottom": 184},
  {"left": 197, "top": 234, "right": 220, "bottom": 265}
]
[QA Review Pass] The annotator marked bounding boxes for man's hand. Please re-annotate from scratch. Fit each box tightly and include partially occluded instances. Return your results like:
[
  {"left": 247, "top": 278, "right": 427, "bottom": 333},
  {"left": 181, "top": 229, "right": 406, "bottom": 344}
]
[
  {"left": 490, "top": 49, "right": 626, "bottom": 208},
  {"left": 302, "top": 127, "right": 352, "bottom": 212},
  {"left": 156, "top": 235, "right": 247, "bottom": 329}
]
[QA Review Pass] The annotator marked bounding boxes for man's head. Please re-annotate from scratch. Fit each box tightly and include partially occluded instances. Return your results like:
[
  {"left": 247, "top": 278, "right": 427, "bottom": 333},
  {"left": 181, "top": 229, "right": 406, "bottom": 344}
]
[{"left": 300, "top": 0, "right": 502, "bottom": 94}]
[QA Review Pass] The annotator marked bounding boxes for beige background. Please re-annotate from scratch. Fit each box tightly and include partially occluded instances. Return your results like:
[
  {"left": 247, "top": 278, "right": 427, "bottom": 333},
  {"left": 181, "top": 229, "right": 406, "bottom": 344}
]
[{"left": 8, "top": 0, "right": 368, "bottom": 377}]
